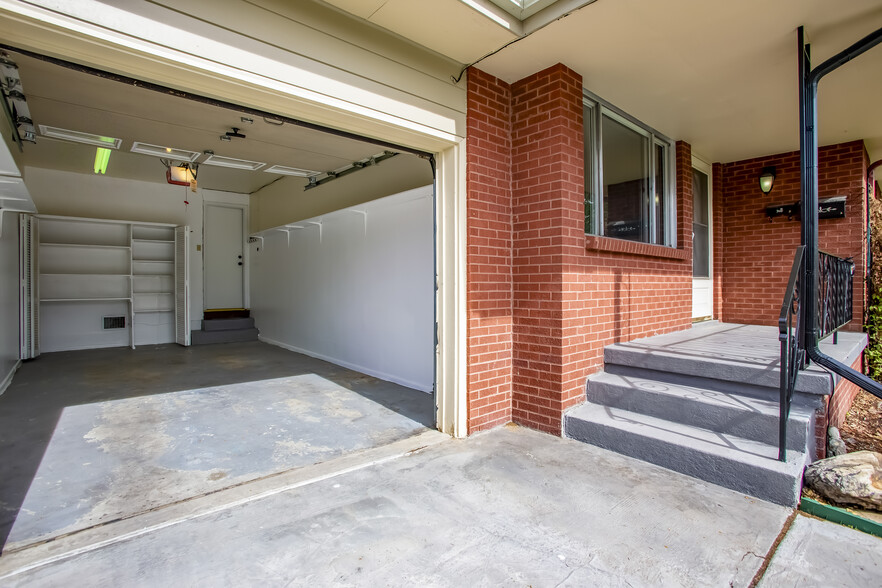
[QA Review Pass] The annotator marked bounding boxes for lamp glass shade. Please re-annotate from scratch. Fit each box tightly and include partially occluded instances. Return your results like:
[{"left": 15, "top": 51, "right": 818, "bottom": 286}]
[
  {"left": 167, "top": 165, "right": 195, "bottom": 185},
  {"left": 759, "top": 167, "right": 776, "bottom": 194}
]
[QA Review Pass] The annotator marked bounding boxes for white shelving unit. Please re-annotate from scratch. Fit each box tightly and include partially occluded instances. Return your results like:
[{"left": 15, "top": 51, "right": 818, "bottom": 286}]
[
  {"left": 131, "top": 224, "right": 176, "bottom": 346},
  {"left": 36, "top": 215, "right": 181, "bottom": 352}
]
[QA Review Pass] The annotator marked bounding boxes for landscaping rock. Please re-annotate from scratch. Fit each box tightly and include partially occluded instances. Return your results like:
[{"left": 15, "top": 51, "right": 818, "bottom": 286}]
[
  {"left": 827, "top": 426, "right": 848, "bottom": 457},
  {"left": 804, "top": 451, "right": 882, "bottom": 511}
]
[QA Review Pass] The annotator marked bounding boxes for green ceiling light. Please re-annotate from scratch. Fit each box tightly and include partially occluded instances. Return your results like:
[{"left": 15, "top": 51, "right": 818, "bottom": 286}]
[{"left": 94, "top": 147, "right": 111, "bottom": 174}]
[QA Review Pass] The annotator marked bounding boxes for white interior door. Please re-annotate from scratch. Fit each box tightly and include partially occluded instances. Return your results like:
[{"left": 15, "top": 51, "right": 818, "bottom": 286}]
[
  {"left": 692, "top": 158, "right": 712, "bottom": 320},
  {"left": 204, "top": 204, "right": 244, "bottom": 310}
]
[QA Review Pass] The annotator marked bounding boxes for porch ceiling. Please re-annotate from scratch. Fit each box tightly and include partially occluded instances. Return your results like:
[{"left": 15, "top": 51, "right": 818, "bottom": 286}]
[{"left": 326, "top": 0, "right": 882, "bottom": 164}]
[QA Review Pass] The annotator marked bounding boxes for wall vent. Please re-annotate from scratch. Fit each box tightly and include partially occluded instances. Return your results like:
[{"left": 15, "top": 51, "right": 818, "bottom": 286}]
[{"left": 103, "top": 316, "right": 126, "bottom": 330}]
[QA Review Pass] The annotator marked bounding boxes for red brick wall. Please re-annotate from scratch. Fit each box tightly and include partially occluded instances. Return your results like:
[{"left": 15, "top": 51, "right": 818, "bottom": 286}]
[
  {"left": 719, "top": 141, "right": 868, "bottom": 329},
  {"left": 466, "top": 68, "right": 513, "bottom": 433},
  {"left": 814, "top": 354, "right": 865, "bottom": 459},
  {"left": 828, "top": 354, "right": 865, "bottom": 430},
  {"left": 466, "top": 64, "right": 694, "bottom": 435}
]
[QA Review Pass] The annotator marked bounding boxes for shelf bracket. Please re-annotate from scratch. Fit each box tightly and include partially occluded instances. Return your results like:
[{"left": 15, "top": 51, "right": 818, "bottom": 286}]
[{"left": 306, "top": 220, "right": 322, "bottom": 242}]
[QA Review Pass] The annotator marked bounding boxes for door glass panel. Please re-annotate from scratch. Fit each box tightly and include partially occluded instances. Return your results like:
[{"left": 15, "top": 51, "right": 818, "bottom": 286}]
[{"left": 692, "top": 168, "right": 710, "bottom": 278}]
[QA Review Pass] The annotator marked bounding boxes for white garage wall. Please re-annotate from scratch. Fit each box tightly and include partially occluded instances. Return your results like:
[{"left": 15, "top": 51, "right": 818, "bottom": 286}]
[
  {"left": 23, "top": 167, "right": 248, "bottom": 330},
  {"left": 0, "top": 210, "right": 20, "bottom": 394},
  {"left": 252, "top": 185, "right": 434, "bottom": 392}
]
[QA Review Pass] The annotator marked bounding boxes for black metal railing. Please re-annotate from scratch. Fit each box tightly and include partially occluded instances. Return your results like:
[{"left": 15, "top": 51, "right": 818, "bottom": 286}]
[
  {"left": 817, "top": 251, "right": 854, "bottom": 342},
  {"left": 778, "top": 248, "right": 855, "bottom": 461},
  {"left": 778, "top": 246, "right": 806, "bottom": 461},
  {"left": 780, "top": 24, "right": 882, "bottom": 463}
]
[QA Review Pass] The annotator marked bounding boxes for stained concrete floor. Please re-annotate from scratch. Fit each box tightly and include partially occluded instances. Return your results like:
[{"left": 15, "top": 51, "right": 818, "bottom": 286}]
[
  {"left": 0, "top": 425, "right": 878, "bottom": 586},
  {"left": 0, "top": 425, "right": 817, "bottom": 587},
  {"left": 0, "top": 341, "right": 433, "bottom": 553}
]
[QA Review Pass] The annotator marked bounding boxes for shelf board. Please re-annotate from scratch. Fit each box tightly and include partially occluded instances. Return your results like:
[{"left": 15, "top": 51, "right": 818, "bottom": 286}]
[
  {"left": 40, "top": 272, "right": 131, "bottom": 277},
  {"left": 132, "top": 273, "right": 174, "bottom": 277},
  {"left": 133, "top": 291, "right": 174, "bottom": 295},
  {"left": 41, "top": 297, "right": 132, "bottom": 302},
  {"left": 134, "top": 308, "right": 174, "bottom": 313},
  {"left": 41, "top": 243, "right": 130, "bottom": 250},
  {"left": 132, "top": 239, "right": 174, "bottom": 244},
  {"left": 132, "top": 259, "right": 174, "bottom": 263}
]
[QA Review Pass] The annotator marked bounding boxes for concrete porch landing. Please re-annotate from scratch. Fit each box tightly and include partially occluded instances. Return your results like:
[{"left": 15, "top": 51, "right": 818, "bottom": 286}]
[
  {"left": 601, "top": 322, "right": 866, "bottom": 394},
  {"left": 566, "top": 323, "right": 868, "bottom": 506},
  {"left": 0, "top": 342, "right": 434, "bottom": 554}
]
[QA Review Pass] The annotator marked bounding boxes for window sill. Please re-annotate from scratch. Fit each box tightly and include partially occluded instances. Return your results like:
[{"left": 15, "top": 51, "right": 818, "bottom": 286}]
[{"left": 585, "top": 235, "right": 689, "bottom": 260}]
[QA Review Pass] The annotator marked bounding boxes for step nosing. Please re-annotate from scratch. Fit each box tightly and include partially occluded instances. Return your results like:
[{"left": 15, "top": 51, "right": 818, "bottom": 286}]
[
  {"left": 566, "top": 404, "right": 804, "bottom": 471},
  {"left": 588, "top": 377, "right": 813, "bottom": 419}
]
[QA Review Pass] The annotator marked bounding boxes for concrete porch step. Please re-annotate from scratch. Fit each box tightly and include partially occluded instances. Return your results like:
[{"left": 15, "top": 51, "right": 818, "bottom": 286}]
[
  {"left": 603, "top": 343, "right": 832, "bottom": 397},
  {"left": 565, "top": 402, "right": 807, "bottom": 507},
  {"left": 586, "top": 370, "right": 815, "bottom": 451}
]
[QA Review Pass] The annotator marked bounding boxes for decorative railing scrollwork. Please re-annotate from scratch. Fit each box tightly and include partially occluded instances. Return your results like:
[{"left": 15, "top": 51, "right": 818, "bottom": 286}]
[{"left": 817, "top": 251, "right": 854, "bottom": 341}]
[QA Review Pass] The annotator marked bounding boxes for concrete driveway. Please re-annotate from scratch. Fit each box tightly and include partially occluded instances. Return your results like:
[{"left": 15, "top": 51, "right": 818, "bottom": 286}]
[{"left": 0, "top": 425, "right": 878, "bottom": 587}]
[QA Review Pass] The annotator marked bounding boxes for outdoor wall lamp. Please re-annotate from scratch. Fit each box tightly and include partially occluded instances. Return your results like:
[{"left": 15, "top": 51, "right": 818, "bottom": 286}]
[{"left": 759, "top": 166, "right": 776, "bottom": 194}]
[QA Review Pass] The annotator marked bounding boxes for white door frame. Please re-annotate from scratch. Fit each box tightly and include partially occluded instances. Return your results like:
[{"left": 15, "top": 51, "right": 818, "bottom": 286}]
[
  {"left": 202, "top": 200, "right": 249, "bottom": 311},
  {"left": 2, "top": 5, "right": 468, "bottom": 437},
  {"left": 691, "top": 155, "right": 713, "bottom": 320}
]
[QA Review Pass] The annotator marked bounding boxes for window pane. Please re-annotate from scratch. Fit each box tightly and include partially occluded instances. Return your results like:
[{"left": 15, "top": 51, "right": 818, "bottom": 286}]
[
  {"left": 692, "top": 168, "right": 710, "bottom": 278},
  {"left": 655, "top": 143, "right": 666, "bottom": 245},
  {"left": 602, "top": 115, "right": 650, "bottom": 242},
  {"left": 584, "top": 103, "right": 595, "bottom": 234}
]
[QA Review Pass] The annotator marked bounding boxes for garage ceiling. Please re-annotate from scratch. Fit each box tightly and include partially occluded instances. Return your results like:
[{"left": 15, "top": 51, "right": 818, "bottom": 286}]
[{"left": 11, "top": 52, "right": 398, "bottom": 194}]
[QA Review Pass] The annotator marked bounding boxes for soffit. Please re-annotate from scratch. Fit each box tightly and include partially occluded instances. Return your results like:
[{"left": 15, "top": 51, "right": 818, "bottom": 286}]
[
  {"left": 475, "top": 0, "right": 882, "bottom": 163},
  {"left": 12, "top": 53, "right": 401, "bottom": 193},
  {"left": 322, "top": 0, "right": 519, "bottom": 64}
]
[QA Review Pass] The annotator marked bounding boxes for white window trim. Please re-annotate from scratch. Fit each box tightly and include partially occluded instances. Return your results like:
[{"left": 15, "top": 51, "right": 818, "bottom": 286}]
[{"left": 583, "top": 89, "right": 676, "bottom": 248}]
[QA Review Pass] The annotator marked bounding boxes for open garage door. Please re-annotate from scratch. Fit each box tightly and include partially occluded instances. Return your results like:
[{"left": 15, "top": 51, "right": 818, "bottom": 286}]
[{"left": 0, "top": 48, "right": 438, "bottom": 554}]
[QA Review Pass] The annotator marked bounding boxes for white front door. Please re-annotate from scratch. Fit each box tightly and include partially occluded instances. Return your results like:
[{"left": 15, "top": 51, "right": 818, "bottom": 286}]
[
  {"left": 204, "top": 204, "right": 244, "bottom": 310},
  {"left": 692, "top": 158, "right": 713, "bottom": 320}
]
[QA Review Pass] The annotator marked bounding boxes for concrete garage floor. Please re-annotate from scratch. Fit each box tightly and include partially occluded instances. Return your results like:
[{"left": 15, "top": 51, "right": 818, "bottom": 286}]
[
  {"left": 0, "top": 341, "right": 434, "bottom": 553},
  {"left": 2, "top": 426, "right": 877, "bottom": 587}
]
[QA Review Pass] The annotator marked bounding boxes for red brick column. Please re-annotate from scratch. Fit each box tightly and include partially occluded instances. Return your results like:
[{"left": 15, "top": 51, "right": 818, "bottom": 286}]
[
  {"left": 510, "top": 64, "right": 585, "bottom": 434},
  {"left": 466, "top": 68, "right": 514, "bottom": 433},
  {"left": 675, "top": 142, "right": 693, "bottom": 257}
]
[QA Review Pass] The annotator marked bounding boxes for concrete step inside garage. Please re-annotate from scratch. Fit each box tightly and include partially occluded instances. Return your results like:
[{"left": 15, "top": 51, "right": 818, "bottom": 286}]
[
  {"left": 191, "top": 311, "right": 259, "bottom": 345},
  {"left": 565, "top": 323, "right": 867, "bottom": 507}
]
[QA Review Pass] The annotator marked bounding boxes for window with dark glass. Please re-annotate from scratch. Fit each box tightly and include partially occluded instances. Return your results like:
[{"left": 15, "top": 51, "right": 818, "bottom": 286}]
[{"left": 583, "top": 94, "right": 674, "bottom": 246}]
